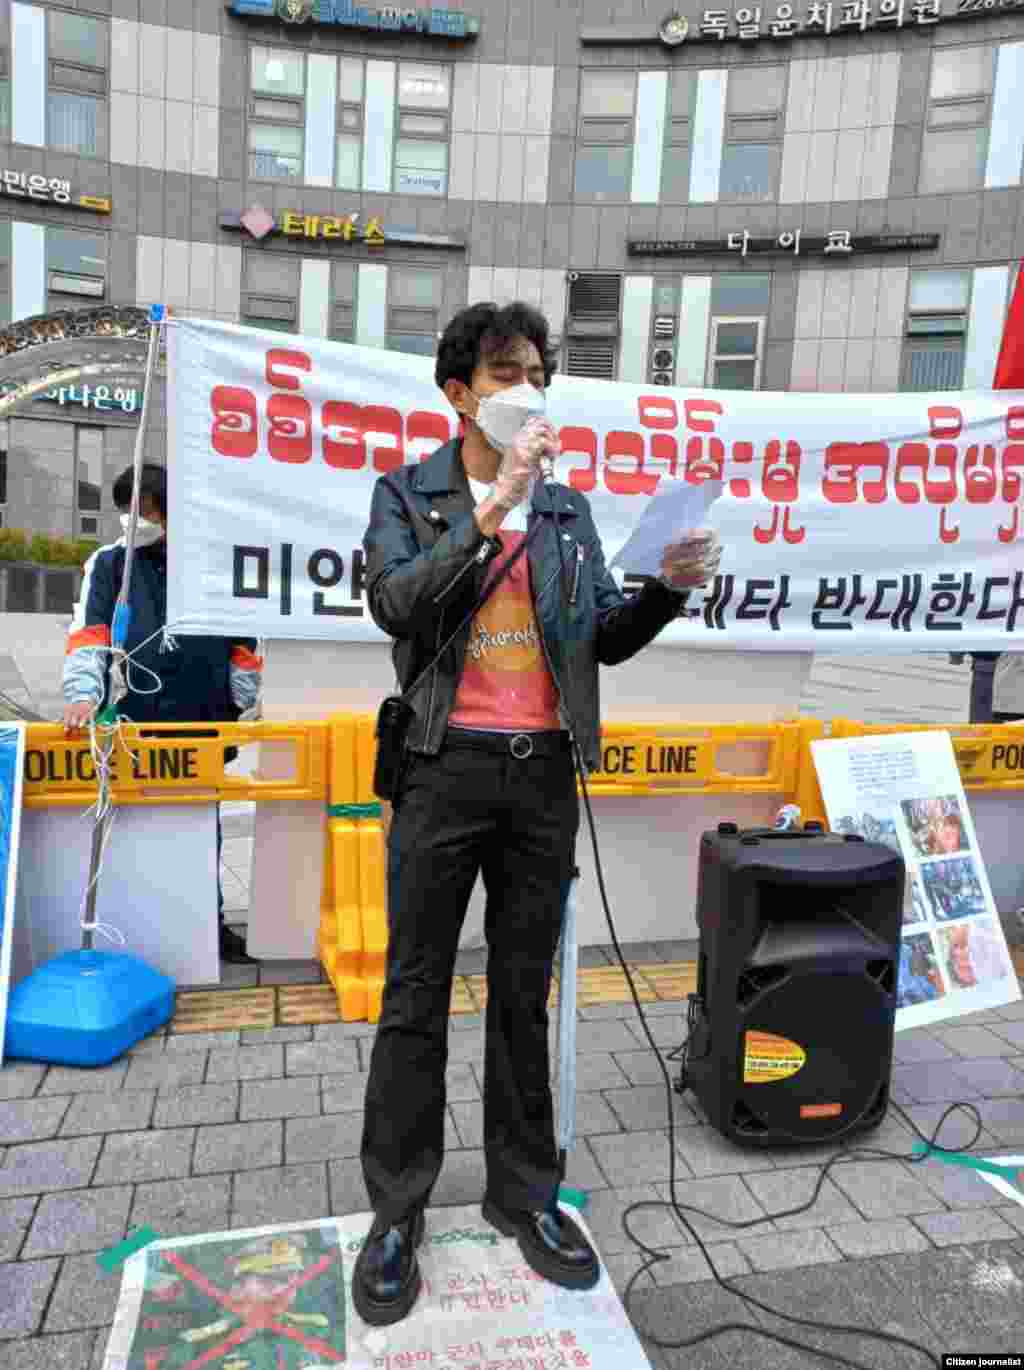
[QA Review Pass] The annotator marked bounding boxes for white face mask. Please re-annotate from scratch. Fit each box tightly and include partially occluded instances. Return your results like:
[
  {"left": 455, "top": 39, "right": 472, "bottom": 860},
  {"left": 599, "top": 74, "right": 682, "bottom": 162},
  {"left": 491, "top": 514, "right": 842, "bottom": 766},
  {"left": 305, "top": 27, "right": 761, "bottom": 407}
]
[
  {"left": 469, "top": 383, "right": 546, "bottom": 453},
  {"left": 120, "top": 513, "right": 164, "bottom": 547}
]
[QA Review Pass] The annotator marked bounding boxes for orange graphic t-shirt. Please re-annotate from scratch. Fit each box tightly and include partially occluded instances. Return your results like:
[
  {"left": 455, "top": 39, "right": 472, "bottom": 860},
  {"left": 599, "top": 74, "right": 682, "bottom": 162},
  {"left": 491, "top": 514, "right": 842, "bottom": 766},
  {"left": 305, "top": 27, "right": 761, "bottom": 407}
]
[{"left": 448, "top": 496, "right": 561, "bottom": 732}]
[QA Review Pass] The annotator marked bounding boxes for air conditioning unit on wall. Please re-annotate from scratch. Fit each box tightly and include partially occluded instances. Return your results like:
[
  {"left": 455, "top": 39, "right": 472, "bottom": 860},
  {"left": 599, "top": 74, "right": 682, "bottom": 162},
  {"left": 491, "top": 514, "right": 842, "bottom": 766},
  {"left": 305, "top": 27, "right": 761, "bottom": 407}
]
[{"left": 649, "top": 342, "right": 676, "bottom": 385}]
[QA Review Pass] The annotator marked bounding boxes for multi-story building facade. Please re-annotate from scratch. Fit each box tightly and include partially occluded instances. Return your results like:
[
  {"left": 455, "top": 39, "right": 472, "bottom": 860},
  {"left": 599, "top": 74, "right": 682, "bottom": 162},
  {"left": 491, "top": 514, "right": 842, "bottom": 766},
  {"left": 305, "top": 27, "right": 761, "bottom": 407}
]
[{"left": 0, "top": 0, "right": 1022, "bottom": 543}]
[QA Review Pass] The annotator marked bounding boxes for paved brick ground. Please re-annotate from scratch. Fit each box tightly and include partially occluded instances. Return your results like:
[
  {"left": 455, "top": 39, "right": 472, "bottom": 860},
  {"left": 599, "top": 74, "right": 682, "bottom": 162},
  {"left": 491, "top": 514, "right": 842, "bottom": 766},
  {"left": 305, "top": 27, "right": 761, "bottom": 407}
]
[{"left": 2, "top": 984, "right": 1023, "bottom": 1366}]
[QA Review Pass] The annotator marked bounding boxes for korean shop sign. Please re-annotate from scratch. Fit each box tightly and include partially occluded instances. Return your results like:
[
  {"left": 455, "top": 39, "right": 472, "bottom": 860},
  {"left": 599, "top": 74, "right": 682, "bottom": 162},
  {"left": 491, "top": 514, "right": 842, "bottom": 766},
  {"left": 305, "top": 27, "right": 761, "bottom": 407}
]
[
  {"left": 0, "top": 381, "right": 141, "bottom": 413},
  {"left": 221, "top": 205, "right": 466, "bottom": 252},
  {"left": 627, "top": 231, "right": 941, "bottom": 258},
  {"left": 581, "top": 0, "right": 1024, "bottom": 46},
  {"left": 227, "top": 0, "right": 479, "bottom": 40},
  {"left": 0, "top": 169, "right": 111, "bottom": 214}
]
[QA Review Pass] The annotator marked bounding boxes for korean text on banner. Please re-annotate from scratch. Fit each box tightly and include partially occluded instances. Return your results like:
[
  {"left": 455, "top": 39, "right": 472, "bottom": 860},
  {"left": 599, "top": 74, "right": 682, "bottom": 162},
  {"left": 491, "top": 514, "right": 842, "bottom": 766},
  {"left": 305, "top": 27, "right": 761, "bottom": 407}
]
[{"left": 166, "top": 317, "right": 1024, "bottom": 651}]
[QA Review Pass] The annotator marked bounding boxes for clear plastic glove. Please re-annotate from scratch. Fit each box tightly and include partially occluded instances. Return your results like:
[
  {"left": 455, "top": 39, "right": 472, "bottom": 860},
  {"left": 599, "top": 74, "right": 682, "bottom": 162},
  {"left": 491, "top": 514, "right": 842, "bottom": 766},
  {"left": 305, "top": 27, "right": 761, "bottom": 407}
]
[
  {"left": 238, "top": 704, "right": 262, "bottom": 722},
  {"left": 658, "top": 527, "right": 723, "bottom": 592},
  {"left": 490, "top": 416, "right": 558, "bottom": 511},
  {"left": 63, "top": 699, "right": 98, "bottom": 734}
]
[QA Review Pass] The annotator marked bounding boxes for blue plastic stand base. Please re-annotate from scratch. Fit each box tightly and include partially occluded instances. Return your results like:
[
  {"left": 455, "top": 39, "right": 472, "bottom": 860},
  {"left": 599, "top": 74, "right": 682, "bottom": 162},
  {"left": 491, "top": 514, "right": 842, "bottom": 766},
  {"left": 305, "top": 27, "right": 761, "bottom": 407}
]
[{"left": 5, "top": 950, "right": 175, "bottom": 1067}]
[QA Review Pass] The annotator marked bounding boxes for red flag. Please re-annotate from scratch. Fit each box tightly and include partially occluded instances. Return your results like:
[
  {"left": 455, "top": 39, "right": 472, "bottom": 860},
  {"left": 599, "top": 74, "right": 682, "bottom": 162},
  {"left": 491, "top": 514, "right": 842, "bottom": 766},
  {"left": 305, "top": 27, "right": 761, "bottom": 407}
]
[{"left": 994, "top": 262, "right": 1024, "bottom": 388}]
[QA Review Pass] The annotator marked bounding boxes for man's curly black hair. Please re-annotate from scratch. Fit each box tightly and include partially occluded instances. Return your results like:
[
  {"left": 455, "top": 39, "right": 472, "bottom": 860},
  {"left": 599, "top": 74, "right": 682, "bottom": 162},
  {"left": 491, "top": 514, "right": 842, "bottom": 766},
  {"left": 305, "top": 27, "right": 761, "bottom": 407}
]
[{"left": 435, "top": 301, "right": 558, "bottom": 391}]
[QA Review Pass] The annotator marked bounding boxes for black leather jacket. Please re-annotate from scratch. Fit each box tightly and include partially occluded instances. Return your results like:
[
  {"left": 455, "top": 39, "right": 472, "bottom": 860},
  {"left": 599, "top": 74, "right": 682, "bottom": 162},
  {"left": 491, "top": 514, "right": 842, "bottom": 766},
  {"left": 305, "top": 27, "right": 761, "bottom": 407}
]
[{"left": 362, "top": 439, "right": 687, "bottom": 772}]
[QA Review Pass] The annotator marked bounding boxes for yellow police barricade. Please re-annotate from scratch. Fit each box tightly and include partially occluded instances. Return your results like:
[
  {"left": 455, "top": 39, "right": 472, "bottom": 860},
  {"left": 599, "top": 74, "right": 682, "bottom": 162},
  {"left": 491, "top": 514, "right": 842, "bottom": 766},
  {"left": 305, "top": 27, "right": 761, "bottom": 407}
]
[{"left": 22, "top": 720, "right": 329, "bottom": 807}]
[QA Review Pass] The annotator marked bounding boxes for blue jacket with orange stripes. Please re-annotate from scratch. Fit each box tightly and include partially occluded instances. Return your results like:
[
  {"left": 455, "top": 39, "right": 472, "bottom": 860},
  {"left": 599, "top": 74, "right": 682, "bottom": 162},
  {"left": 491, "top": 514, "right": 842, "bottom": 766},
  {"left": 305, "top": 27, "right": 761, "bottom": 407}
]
[{"left": 63, "top": 537, "right": 262, "bottom": 725}]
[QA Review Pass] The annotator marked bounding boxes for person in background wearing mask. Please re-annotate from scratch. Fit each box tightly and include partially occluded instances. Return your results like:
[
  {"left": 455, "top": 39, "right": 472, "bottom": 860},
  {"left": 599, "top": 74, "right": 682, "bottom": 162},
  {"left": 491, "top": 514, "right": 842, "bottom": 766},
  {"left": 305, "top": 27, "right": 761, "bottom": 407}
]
[
  {"left": 62, "top": 463, "right": 263, "bottom": 965},
  {"left": 354, "top": 301, "right": 721, "bottom": 1326}
]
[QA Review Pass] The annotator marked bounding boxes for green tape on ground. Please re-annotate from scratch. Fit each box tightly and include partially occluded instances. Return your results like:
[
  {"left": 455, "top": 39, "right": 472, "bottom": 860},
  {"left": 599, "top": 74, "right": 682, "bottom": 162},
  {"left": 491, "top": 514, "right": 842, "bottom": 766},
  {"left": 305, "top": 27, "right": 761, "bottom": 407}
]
[
  {"left": 327, "top": 803, "right": 383, "bottom": 819},
  {"left": 97, "top": 1226, "right": 161, "bottom": 1273}
]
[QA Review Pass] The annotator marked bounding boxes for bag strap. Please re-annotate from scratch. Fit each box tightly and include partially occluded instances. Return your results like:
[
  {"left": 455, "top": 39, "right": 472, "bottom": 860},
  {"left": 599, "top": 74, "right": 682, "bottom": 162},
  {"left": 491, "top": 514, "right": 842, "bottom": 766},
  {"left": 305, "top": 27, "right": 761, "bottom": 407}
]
[{"left": 398, "top": 516, "right": 544, "bottom": 705}]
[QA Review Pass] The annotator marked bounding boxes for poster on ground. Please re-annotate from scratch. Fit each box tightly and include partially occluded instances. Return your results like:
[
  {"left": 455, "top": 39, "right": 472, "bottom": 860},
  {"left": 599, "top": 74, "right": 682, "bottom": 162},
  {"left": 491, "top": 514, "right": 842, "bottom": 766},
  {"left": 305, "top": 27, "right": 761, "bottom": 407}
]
[
  {"left": 0, "top": 722, "right": 27, "bottom": 1064},
  {"left": 811, "top": 731, "right": 1020, "bottom": 1030},
  {"left": 101, "top": 1207, "right": 649, "bottom": 1370},
  {"left": 166, "top": 316, "right": 1024, "bottom": 651}
]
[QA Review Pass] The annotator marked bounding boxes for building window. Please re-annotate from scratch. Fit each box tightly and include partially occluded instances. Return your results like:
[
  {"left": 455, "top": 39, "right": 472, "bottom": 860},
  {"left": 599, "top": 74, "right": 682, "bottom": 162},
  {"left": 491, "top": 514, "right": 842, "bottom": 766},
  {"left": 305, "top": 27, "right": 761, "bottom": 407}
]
[
  {"left": 719, "top": 66, "right": 785, "bottom": 203},
  {"left": 241, "top": 251, "right": 299, "bottom": 331},
  {"left": 919, "top": 47, "right": 993, "bottom": 195},
  {"left": 902, "top": 269, "right": 971, "bottom": 391},
  {"left": 46, "top": 228, "right": 107, "bottom": 310},
  {"left": 0, "top": 220, "right": 10, "bottom": 327},
  {"left": 0, "top": 424, "right": 7, "bottom": 530},
  {"left": 661, "top": 71, "right": 695, "bottom": 204},
  {"left": 76, "top": 427, "right": 102, "bottom": 538},
  {"left": 47, "top": 10, "right": 108, "bottom": 158},
  {"left": 393, "top": 63, "right": 451, "bottom": 197},
  {"left": 249, "top": 46, "right": 305, "bottom": 181},
  {"left": 706, "top": 273, "right": 771, "bottom": 389},
  {"left": 388, "top": 267, "right": 442, "bottom": 355},
  {"left": 574, "top": 72, "right": 636, "bottom": 201},
  {"left": 336, "top": 57, "right": 365, "bottom": 190},
  {"left": 330, "top": 261, "right": 357, "bottom": 343}
]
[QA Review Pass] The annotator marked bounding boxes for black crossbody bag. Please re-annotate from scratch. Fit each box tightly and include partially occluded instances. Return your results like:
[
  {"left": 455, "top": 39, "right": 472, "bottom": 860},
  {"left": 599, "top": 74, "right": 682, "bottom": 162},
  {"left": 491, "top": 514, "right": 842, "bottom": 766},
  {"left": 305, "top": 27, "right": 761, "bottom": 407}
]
[{"left": 373, "top": 517, "right": 545, "bottom": 801}]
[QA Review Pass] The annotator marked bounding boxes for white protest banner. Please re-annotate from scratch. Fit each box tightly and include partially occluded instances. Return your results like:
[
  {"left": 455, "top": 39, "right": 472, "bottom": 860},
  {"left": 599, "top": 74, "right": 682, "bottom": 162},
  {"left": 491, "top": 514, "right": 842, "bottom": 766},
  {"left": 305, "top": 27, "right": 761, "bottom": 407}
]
[
  {"left": 166, "top": 316, "right": 1024, "bottom": 650},
  {"left": 811, "top": 731, "right": 1021, "bottom": 1031}
]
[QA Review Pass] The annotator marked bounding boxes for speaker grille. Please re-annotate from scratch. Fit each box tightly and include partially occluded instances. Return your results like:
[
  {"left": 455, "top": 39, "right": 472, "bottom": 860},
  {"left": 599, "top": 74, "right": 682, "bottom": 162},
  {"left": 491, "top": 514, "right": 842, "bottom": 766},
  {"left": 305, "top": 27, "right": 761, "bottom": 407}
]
[{"left": 736, "top": 964, "right": 790, "bottom": 1009}]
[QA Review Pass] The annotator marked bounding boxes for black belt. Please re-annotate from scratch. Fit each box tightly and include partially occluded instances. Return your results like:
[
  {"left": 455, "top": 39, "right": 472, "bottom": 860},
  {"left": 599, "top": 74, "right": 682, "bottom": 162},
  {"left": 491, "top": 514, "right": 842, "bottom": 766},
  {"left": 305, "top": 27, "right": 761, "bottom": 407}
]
[{"left": 444, "top": 728, "right": 571, "bottom": 760}]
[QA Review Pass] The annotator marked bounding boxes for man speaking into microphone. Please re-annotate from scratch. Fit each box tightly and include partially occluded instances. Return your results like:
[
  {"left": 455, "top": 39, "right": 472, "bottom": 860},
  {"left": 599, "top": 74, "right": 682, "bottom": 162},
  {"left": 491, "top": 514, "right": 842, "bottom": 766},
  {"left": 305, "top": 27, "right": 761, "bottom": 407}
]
[{"left": 355, "top": 301, "right": 721, "bottom": 1326}]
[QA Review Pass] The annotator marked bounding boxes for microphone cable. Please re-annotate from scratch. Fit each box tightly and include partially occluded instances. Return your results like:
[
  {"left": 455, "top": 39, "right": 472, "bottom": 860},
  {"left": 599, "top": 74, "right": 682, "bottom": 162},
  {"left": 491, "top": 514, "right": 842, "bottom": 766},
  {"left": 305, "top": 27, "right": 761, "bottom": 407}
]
[{"left": 538, "top": 469, "right": 983, "bottom": 1370}]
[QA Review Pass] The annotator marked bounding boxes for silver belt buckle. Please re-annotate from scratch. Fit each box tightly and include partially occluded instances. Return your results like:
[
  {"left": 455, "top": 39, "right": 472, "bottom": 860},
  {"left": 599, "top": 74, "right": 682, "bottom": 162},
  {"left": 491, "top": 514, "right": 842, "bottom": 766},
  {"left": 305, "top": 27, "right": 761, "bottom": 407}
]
[{"left": 510, "top": 733, "right": 534, "bottom": 759}]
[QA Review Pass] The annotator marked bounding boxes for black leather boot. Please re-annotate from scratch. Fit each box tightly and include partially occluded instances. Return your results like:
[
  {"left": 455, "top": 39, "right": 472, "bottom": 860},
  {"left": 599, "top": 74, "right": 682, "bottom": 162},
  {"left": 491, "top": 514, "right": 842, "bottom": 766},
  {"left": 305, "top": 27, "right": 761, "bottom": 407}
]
[
  {"left": 352, "top": 1210, "right": 426, "bottom": 1326},
  {"left": 481, "top": 1198, "right": 599, "bottom": 1290}
]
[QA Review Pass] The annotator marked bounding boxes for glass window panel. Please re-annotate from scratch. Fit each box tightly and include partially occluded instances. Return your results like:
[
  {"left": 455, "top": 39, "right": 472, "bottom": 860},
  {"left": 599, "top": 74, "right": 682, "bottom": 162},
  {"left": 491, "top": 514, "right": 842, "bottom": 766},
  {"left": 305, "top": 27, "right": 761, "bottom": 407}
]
[
  {"left": 653, "top": 280, "right": 679, "bottom": 314},
  {"left": 714, "top": 322, "right": 759, "bottom": 356},
  {"left": 930, "top": 46, "right": 993, "bottom": 100},
  {"left": 719, "top": 143, "right": 779, "bottom": 201},
  {"left": 335, "top": 134, "right": 360, "bottom": 189},
  {"left": 580, "top": 70, "right": 636, "bottom": 118},
  {"left": 390, "top": 269, "right": 443, "bottom": 309},
  {"left": 50, "top": 64, "right": 105, "bottom": 95},
  {"left": 338, "top": 56, "right": 364, "bottom": 103},
  {"left": 395, "top": 140, "right": 448, "bottom": 194},
  {"left": 574, "top": 145, "right": 631, "bottom": 197},
  {"left": 339, "top": 107, "right": 361, "bottom": 129},
  {"left": 246, "top": 296, "right": 295, "bottom": 321},
  {"left": 667, "top": 117, "right": 690, "bottom": 145},
  {"left": 248, "top": 123, "right": 303, "bottom": 179},
  {"left": 399, "top": 112, "right": 447, "bottom": 136},
  {"left": 727, "top": 65, "right": 786, "bottom": 114},
  {"left": 389, "top": 334, "right": 437, "bottom": 356},
  {"left": 48, "top": 92, "right": 98, "bottom": 156},
  {"left": 394, "top": 138, "right": 447, "bottom": 171},
  {"left": 919, "top": 126, "right": 987, "bottom": 193},
  {"left": 252, "top": 97, "right": 301, "bottom": 121},
  {"left": 670, "top": 69, "right": 696, "bottom": 119},
  {"left": 714, "top": 359, "right": 757, "bottom": 389},
  {"left": 930, "top": 98, "right": 988, "bottom": 127},
  {"left": 908, "top": 268, "right": 971, "bottom": 312},
  {"left": 906, "top": 342, "right": 965, "bottom": 391},
  {"left": 332, "top": 262, "right": 356, "bottom": 303},
  {"left": 398, "top": 63, "right": 450, "bottom": 109},
  {"left": 907, "top": 314, "right": 967, "bottom": 336},
  {"left": 0, "top": 80, "right": 9, "bottom": 138},
  {"left": 711, "top": 274, "right": 772, "bottom": 315},
  {"left": 49, "top": 13, "right": 106, "bottom": 68},
  {"left": 580, "top": 118, "right": 631, "bottom": 144},
  {"left": 77, "top": 428, "right": 102, "bottom": 512},
  {"left": 244, "top": 252, "right": 300, "bottom": 296},
  {"left": 48, "top": 228, "right": 106, "bottom": 277},
  {"left": 251, "top": 46, "right": 304, "bottom": 97}
]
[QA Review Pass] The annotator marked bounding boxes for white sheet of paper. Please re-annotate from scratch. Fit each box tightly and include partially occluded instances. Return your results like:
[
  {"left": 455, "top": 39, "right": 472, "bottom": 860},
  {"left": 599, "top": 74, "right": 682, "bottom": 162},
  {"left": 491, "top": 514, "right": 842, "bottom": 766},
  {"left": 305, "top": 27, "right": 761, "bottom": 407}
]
[{"left": 609, "top": 479, "right": 723, "bottom": 579}]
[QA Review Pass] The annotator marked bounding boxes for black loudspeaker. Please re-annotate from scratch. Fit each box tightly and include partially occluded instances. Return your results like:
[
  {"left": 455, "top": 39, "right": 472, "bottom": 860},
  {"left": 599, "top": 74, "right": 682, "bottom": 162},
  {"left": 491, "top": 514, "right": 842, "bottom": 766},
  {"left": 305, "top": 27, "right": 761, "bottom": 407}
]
[{"left": 684, "top": 823, "right": 905, "bottom": 1147}]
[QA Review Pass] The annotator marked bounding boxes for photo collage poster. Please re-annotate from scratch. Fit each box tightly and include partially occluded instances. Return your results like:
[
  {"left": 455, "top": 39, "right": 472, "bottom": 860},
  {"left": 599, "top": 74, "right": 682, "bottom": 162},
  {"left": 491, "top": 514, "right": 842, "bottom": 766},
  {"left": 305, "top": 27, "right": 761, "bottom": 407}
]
[
  {"left": 811, "top": 731, "right": 1021, "bottom": 1031},
  {"left": 0, "top": 722, "right": 27, "bottom": 1063}
]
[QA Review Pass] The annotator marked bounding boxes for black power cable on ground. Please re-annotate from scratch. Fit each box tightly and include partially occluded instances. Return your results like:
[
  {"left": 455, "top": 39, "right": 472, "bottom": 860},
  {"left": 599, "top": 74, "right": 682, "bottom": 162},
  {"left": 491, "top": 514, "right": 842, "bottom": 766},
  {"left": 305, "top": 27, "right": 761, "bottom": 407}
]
[{"left": 540, "top": 477, "right": 985, "bottom": 1370}]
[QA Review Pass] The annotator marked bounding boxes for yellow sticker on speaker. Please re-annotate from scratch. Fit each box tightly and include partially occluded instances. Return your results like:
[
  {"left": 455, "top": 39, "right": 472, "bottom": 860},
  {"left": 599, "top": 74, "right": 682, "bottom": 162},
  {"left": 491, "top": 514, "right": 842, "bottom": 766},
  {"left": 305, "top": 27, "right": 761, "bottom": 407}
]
[{"left": 743, "top": 1030, "right": 806, "bottom": 1084}]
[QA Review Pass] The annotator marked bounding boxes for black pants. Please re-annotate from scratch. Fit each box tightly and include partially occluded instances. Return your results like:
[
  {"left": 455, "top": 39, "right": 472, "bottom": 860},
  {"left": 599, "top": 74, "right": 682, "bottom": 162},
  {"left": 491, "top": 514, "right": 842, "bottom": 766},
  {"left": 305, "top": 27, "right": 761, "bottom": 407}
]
[
  {"left": 216, "top": 805, "right": 224, "bottom": 923},
  {"left": 361, "top": 735, "right": 579, "bottom": 1227}
]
